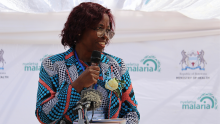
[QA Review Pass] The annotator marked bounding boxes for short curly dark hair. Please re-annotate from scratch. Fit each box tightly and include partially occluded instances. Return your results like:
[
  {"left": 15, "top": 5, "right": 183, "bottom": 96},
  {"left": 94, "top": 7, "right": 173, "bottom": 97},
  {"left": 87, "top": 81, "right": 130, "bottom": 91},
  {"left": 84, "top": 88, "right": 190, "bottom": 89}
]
[{"left": 60, "top": 2, "right": 115, "bottom": 47}]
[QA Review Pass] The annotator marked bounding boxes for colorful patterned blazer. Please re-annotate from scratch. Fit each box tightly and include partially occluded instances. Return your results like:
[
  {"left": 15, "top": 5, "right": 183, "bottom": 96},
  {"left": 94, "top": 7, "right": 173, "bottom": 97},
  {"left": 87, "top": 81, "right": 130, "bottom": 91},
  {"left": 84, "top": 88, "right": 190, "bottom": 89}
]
[{"left": 35, "top": 47, "right": 140, "bottom": 124}]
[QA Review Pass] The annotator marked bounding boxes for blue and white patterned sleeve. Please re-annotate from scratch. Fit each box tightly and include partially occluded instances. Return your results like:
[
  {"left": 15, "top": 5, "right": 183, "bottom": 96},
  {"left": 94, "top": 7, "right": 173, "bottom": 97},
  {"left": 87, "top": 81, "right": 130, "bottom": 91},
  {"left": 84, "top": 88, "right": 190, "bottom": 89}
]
[{"left": 35, "top": 58, "right": 80, "bottom": 123}]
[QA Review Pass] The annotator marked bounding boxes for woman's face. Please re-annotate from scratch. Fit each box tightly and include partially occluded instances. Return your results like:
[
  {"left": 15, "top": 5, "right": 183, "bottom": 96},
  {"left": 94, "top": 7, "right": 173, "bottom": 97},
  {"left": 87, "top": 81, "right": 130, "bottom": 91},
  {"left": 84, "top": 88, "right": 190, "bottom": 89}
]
[{"left": 79, "top": 13, "right": 110, "bottom": 52}]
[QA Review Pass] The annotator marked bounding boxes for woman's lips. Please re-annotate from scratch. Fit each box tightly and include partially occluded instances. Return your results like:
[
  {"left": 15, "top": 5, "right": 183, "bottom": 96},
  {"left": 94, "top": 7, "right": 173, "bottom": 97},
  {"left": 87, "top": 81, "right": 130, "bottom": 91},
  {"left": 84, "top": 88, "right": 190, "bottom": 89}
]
[{"left": 98, "top": 42, "right": 106, "bottom": 48}]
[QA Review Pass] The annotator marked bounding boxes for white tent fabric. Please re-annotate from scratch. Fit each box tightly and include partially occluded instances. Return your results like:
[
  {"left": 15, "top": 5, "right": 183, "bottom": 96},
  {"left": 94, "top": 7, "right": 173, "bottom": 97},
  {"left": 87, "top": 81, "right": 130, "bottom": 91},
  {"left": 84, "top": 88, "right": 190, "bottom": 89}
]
[
  {"left": 1, "top": 11, "right": 220, "bottom": 45},
  {"left": 1, "top": 0, "right": 220, "bottom": 45},
  {"left": 0, "top": 0, "right": 220, "bottom": 19}
]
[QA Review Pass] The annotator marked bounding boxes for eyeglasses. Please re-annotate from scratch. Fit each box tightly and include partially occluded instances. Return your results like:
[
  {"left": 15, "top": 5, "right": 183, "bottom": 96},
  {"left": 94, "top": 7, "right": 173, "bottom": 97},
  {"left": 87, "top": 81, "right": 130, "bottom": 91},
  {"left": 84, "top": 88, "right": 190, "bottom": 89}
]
[{"left": 91, "top": 27, "right": 115, "bottom": 40}]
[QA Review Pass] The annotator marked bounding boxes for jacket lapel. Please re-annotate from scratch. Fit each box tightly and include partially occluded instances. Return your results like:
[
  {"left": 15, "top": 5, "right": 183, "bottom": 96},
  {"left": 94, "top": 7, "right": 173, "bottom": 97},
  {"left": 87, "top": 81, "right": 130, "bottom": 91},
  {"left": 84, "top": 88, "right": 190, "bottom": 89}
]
[{"left": 100, "top": 53, "right": 121, "bottom": 118}]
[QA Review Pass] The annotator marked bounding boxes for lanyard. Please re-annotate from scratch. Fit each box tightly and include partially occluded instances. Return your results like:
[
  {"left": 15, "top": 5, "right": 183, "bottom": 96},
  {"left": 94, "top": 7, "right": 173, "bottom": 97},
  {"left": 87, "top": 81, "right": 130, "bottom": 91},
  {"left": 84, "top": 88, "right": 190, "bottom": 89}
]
[
  {"left": 74, "top": 49, "right": 98, "bottom": 89},
  {"left": 74, "top": 49, "right": 85, "bottom": 71}
]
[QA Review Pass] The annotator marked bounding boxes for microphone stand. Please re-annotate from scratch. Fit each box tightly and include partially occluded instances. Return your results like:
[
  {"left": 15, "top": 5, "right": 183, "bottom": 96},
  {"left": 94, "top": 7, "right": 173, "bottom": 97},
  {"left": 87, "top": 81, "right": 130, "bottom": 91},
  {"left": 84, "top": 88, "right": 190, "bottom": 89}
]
[
  {"left": 82, "top": 101, "right": 91, "bottom": 124},
  {"left": 73, "top": 101, "right": 93, "bottom": 124},
  {"left": 74, "top": 102, "right": 84, "bottom": 124}
]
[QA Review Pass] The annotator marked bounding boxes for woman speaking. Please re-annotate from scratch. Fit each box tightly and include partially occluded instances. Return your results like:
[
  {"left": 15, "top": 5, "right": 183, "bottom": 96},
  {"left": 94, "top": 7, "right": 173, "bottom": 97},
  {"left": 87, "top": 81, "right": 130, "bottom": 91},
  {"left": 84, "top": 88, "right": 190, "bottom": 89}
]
[{"left": 35, "top": 2, "right": 140, "bottom": 124}]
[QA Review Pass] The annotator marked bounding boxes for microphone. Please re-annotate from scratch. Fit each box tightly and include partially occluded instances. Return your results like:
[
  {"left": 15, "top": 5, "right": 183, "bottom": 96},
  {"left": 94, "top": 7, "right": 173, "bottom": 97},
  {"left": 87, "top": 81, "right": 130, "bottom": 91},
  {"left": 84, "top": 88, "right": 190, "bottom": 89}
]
[
  {"left": 91, "top": 50, "right": 101, "bottom": 66},
  {"left": 90, "top": 50, "right": 101, "bottom": 89},
  {"left": 73, "top": 89, "right": 103, "bottom": 124},
  {"left": 78, "top": 89, "right": 103, "bottom": 124},
  {"left": 80, "top": 88, "right": 103, "bottom": 111}
]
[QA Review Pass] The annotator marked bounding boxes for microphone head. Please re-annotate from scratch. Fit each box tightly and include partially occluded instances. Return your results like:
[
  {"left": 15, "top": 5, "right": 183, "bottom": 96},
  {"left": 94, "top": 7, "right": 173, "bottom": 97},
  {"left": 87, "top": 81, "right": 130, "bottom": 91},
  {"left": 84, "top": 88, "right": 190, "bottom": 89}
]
[
  {"left": 91, "top": 50, "right": 101, "bottom": 64},
  {"left": 80, "top": 89, "right": 103, "bottom": 111}
]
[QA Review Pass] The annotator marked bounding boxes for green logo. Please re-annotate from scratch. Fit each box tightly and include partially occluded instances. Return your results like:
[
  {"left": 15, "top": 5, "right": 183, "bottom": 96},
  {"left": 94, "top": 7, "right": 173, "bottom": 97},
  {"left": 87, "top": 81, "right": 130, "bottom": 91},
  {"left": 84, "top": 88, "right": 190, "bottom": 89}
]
[
  {"left": 23, "top": 54, "right": 53, "bottom": 71},
  {"left": 23, "top": 62, "right": 40, "bottom": 71},
  {"left": 126, "top": 55, "right": 161, "bottom": 72},
  {"left": 180, "top": 93, "right": 218, "bottom": 110},
  {"left": 39, "top": 54, "right": 53, "bottom": 62}
]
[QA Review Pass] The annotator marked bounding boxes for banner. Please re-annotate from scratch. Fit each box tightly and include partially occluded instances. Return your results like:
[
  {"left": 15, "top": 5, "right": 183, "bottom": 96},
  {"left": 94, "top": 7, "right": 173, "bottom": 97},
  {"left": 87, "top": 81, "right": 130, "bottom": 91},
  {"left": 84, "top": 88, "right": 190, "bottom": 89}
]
[{"left": 0, "top": 35, "right": 220, "bottom": 124}]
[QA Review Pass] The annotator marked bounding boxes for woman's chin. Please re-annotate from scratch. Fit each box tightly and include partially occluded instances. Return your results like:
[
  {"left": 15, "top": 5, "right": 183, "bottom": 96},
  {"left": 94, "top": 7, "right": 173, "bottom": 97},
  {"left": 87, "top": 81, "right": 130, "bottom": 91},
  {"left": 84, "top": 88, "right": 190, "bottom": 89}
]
[
  {"left": 95, "top": 48, "right": 104, "bottom": 52},
  {"left": 94, "top": 46, "right": 105, "bottom": 52}
]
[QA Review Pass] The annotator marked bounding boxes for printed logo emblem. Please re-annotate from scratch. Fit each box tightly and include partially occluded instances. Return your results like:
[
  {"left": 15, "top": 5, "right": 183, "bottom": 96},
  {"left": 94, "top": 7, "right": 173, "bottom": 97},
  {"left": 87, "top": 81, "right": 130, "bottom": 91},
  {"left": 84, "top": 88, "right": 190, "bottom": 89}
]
[
  {"left": 180, "top": 93, "right": 218, "bottom": 110},
  {"left": 180, "top": 50, "right": 207, "bottom": 70},
  {"left": 23, "top": 54, "right": 53, "bottom": 71},
  {"left": 0, "top": 49, "right": 6, "bottom": 70},
  {"left": 126, "top": 55, "right": 161, "bottom": 72}
]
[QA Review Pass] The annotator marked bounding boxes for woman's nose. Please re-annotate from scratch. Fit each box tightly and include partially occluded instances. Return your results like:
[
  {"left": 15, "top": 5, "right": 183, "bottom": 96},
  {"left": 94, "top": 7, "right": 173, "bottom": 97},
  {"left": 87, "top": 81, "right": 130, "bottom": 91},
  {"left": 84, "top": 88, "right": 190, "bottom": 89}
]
[{"left": 102, "top": 31, "right": 109, "bottom": 40}]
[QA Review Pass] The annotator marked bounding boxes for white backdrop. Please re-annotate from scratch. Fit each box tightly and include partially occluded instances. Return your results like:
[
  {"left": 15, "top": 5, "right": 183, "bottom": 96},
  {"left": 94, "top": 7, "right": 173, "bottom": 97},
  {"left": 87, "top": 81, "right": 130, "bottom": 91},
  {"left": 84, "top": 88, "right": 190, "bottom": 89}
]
[{"left": 0, "top": 35, "right": 220, "bottom": 124}]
